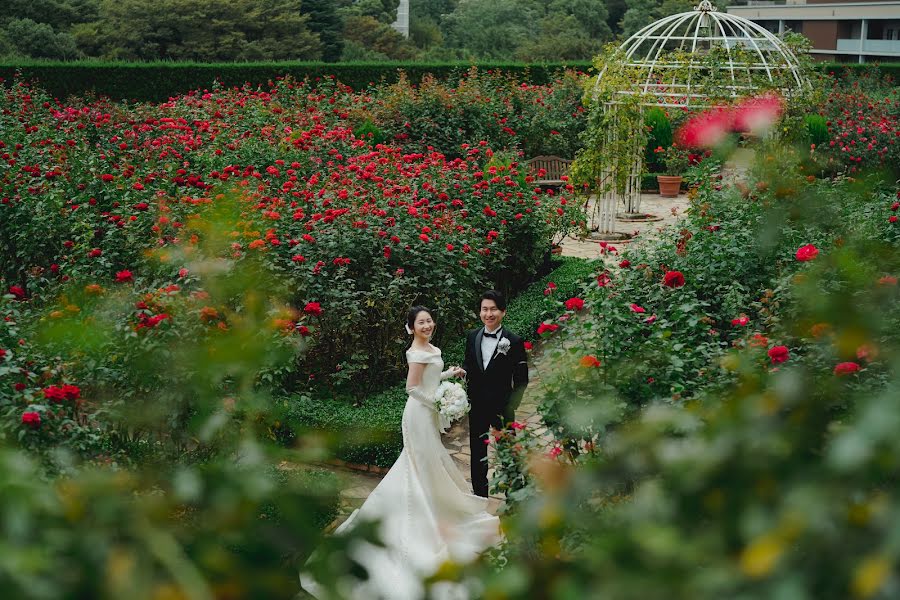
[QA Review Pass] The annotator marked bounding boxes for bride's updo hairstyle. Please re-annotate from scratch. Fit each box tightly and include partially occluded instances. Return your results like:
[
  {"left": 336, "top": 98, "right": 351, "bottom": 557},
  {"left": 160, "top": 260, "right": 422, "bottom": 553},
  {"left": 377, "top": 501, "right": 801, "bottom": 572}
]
[{"left": 406, "top": 305, "right": 435, "bottom": 337}]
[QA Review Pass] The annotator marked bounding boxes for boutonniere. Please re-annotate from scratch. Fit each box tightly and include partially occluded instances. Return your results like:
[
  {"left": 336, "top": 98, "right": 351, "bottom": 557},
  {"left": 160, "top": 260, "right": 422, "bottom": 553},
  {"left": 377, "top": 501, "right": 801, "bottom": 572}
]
[{"left": 497, "top": 338, "right": 511, "bottom": 355}]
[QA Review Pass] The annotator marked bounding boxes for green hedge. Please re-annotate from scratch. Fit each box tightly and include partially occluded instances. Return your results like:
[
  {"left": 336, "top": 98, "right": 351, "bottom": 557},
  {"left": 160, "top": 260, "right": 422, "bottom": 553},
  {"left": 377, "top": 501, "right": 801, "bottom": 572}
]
[
  {"left": 0, "top": 61, "right": 897, "bottom": 102},
  {"left": 283, "top": 386, "right": 407, "bottom": 468},
  {"left": 503, "top": 255, "right": 601, "bottom": 341},
  {"left": 279, "top": 256, "right": 599, "bottom": 468},
  {"left": 0, "top": 60, "right": 594, "bottom": 102},
  {"left": 819, "top": 62, "right": 900, "bottom": 80}
]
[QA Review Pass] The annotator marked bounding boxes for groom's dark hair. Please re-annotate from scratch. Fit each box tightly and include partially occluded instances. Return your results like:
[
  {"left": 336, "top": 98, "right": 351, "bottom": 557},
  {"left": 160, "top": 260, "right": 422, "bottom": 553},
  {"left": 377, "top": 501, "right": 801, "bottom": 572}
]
[{"left": 479, "top": 289, "right": 507, "bottom": 311}]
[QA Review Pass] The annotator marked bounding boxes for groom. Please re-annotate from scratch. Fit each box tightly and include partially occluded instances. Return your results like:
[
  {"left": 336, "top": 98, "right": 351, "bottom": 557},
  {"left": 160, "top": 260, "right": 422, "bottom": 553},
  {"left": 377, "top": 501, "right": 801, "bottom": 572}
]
[{"left": 461, "top": 290, "right": 528, "bottom": 497}]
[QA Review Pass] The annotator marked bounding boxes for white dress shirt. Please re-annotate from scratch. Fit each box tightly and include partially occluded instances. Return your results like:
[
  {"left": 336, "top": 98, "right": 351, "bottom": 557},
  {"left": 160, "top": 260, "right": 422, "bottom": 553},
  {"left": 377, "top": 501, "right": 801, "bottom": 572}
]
[{"left": 481, "top": 326, "right": 502, "bottom": 370}]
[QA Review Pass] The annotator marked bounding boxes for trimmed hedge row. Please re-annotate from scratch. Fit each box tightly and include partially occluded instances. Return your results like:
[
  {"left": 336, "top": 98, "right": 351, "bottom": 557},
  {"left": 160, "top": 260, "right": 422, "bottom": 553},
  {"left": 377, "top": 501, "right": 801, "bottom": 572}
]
[
  {"left": 503, "top": 255, "right": 601, "bottom": 342},
  {"left": 283, "top": 384, "right": 408, "bottom": 469},
  {"left": 280, "top": 255, "right": 600, "bottom": 467},
  {"left": 0, "top": 61, "right": 593, "bottom": 102},
  {"left": 3, "top": 60, "right": 896, "bottom": 102}
]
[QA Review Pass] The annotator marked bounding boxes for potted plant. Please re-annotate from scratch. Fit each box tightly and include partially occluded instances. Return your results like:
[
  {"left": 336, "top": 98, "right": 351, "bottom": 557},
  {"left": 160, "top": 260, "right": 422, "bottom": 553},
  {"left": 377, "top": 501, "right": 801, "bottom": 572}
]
[{"left": 653, "top": 144, "right": 694, "bottom": 197}]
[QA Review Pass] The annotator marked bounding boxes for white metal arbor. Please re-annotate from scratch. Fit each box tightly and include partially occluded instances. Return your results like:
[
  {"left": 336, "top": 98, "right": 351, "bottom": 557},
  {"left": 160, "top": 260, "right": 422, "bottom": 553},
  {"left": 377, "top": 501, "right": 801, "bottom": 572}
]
[{"left": 589, "top": 0, "right": 808, "bottom": 233}]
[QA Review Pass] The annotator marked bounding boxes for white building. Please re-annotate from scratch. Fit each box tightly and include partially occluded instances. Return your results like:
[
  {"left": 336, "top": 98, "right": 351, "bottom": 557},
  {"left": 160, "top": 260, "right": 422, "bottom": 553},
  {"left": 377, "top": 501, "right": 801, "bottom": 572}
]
[
  {"left": 392, "top": 0, "right": 410, "bottom": 38},
  {"left": 727, "top": 0, "right": 900, "bottom": 62}
]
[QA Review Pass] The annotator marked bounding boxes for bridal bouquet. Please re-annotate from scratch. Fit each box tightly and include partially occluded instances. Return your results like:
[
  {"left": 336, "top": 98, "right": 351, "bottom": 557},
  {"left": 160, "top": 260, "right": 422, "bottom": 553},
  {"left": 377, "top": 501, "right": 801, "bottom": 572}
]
[{"left": 435, "top": 381, "right": 469, "bottom": 431}]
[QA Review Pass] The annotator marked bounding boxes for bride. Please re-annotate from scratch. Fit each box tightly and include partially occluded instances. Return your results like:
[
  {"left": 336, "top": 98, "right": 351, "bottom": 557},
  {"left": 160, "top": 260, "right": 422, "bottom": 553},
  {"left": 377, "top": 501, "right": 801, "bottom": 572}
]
[{"left": 300, "top": 306, "right": 501, "bottom": 599}]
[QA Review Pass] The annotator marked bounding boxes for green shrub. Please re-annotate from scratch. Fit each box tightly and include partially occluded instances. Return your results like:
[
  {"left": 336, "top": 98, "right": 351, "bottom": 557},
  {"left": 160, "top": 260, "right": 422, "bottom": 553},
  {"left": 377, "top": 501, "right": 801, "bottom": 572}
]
[
  {"left": 352, "top": 118, "right": 386, "bottom": 147},
  {"left": 804, "top": 113, "right": 829, "bottom": 147},
  {"left": 0, "top": 61, "right": 896, "bottom": 104},
  {"left": 504, "top": 256, "right": 600, "bottom": 342},
  {"left": 644, "top": 107, "right": 673, "bottom": 173},
  {"left": 640, "top": 173, "right": 659, "bottom": 191},
  {"left": 281, "top": 386, "right": 407, "bottom": 468},
  {"left": 516, "top": 69, "right": 587, "bottom": 159},
  {"left": 0, "top": 60, "right": 594, "bottom": 102}
]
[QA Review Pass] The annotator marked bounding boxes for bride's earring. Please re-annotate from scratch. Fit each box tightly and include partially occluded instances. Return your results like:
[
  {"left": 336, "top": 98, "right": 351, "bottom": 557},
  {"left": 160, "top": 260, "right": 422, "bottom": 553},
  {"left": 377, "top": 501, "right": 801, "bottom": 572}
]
[{"left": 404, "top": 323, "right": 413, "bottom": 335}]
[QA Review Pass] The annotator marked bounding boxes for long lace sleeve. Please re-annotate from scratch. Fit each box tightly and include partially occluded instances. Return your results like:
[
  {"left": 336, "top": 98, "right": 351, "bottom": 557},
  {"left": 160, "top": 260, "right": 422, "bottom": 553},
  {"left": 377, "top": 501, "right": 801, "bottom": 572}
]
[{"left": 440, "top": 368, "right": 455, "bottom": 380}]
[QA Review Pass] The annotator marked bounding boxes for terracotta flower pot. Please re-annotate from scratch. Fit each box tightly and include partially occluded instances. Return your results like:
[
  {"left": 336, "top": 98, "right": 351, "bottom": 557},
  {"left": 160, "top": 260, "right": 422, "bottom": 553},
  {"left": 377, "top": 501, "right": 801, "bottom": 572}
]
[{"left": 657, "top": 175, "right": 683, "bottom": 198}]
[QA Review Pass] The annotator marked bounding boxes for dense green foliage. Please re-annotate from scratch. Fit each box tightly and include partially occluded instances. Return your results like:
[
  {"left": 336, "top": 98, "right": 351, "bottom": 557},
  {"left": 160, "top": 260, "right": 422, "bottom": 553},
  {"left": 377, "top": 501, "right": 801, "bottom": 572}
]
[
  {"left": 0, "top": 231, "right": 353, "bottom": 598},
  {"left": 283, "top": 386, "right": 407, "bottom": 468},
  {"left": 502, "top": 256, "right": 601, "bottom": 343},
  {"left": 644, "top": 107, "right": 673, "bottom": 172},
  {"left": 0, "top": 0, "right": 616, "bottom": 63},
  {"left": 804, "top": 113, "right": 829, "bottom": 147},
  {"left": 362, "top": 67, "right": 587, "bottom": 159}
]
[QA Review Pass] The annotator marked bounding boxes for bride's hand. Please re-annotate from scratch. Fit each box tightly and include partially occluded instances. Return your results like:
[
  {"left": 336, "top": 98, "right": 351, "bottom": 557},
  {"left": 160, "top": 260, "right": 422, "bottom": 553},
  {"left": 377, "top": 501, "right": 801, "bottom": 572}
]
[{"left": 452, "top": 366, "right": 466, "bottom": 378}]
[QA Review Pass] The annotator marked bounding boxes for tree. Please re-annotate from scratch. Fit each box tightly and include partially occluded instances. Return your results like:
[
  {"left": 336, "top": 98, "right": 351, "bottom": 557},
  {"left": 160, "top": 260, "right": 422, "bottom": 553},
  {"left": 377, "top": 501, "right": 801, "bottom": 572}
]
[
  {"left": 410, "top": 0, "right": 458, "bottom": 21},
  {"left": 605, "top": 0, "right": 629, "bottom": 38},
  {"left": 338, "top": 0, "right": 402, "bottom": 24},
  {"left": 619, "top": 0, "right": 695, "bottom": 39},
  {"left": 3, "top": 18, "right": 81, "bottom": 60},
  {"left": 340, "top": 14, "right": 418, "bottom": 60},
  {"left": 441, "top": 0, "right": 540, "bottom": 60},
  {"left": 84, "top": 0, "right": 322, "bottom": 61},
  {"left": 619, "top": 0, "right": 659, "bottom": 38},
  {"left": 303, "top": 0, "right": 345, "bottom": 62},
  {"left": 409, "top": 17, "right": 444, "bottom": 51},
  {"left": 0, "top": 0, "right": 100, "bottom": 30},
  {"left": 0, "top": 30, "right": 18, "bottom": 59},
  {"left": 235, "top": 0, "right": 323, "bottom": 61},
  {"left": 548, "top": 0, "right": 613, "bottom": 41},
  {"left": 516, "top": 14, "right": 604, "bottom": 61}
]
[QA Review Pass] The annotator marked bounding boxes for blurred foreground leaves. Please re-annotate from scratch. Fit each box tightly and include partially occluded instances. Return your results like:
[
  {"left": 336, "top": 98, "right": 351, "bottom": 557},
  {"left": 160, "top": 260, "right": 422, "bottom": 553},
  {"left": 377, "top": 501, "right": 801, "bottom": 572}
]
[
  {"left": 0, "top": 200, "right": 378, "bottom": 599},
  {"left": 470, "top": 148, "right": 900, "bottom": 599}
]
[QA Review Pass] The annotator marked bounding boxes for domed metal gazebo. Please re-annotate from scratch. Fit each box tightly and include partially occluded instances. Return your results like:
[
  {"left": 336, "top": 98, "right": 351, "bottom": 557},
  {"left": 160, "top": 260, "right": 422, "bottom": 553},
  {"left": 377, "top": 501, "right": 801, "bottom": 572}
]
[{"left": 587, "top": 0, "right": 809, "bottom": 234}]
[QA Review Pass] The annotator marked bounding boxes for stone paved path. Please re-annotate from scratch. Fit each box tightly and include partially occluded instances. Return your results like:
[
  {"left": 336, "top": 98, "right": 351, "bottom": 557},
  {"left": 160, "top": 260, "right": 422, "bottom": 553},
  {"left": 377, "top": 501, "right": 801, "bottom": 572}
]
[{"left": 321, "top": 190, "right": 692, "bottom": 530}]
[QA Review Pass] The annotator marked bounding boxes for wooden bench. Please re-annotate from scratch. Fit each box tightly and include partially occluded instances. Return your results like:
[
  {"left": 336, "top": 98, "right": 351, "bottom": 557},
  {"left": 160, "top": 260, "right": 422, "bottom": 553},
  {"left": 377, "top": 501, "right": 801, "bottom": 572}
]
[{"left": 525, "top": 155, "right": 572, "bottom": 189}]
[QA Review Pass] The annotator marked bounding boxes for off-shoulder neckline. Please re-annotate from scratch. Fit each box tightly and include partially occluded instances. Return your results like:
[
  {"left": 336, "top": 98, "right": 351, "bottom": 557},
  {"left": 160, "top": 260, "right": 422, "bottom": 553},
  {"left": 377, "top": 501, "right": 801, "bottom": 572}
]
[{"left": 407, "top": 345, "right": 441, "bottom": 355}]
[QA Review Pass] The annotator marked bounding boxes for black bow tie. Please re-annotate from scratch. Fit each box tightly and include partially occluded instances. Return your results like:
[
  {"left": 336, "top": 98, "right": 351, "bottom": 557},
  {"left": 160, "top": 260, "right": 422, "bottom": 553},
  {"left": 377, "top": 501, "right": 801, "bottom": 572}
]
[{"left": 484, "top": 331, "right": 500, "bottom": 338}]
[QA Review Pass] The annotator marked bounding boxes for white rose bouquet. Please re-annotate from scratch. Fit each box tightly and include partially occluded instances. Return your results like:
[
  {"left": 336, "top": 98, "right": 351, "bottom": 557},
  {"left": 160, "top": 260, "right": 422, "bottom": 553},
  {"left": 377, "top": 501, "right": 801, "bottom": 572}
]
[{"left": 434, "top": 380, "right": 470, "bottom": 432}]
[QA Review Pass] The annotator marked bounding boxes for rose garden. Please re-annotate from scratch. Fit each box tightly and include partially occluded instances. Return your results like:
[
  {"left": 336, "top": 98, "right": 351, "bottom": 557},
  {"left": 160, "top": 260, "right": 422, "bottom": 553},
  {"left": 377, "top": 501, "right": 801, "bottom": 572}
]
[{"left": 2, "top": 28, "right": 900, "bottom": 599}]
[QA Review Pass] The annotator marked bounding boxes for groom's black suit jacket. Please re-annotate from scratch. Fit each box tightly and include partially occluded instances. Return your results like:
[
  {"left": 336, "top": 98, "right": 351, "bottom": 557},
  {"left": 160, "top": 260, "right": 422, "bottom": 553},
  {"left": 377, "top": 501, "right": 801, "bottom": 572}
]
[{"left": 463, "top": 327, "right": 529, "bottom": 424}]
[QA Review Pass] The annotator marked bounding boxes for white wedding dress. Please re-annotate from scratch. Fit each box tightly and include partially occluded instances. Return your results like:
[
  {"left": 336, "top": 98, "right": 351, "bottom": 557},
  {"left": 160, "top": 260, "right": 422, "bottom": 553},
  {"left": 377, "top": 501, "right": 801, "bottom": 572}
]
[{"left": 300, "top": 347, "right": 501, "bottom": 600}]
